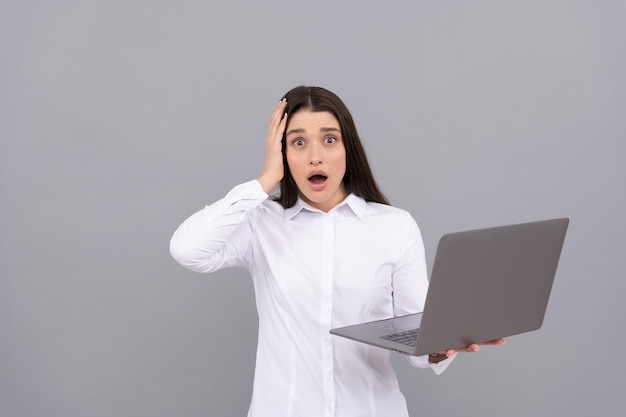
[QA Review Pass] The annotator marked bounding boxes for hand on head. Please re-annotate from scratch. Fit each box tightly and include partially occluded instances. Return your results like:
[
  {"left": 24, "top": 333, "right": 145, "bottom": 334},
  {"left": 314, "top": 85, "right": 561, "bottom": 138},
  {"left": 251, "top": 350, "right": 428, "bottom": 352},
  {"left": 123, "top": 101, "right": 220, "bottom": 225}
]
[{"left": 258, "top": 99, "right": 288, "bottom": 193}]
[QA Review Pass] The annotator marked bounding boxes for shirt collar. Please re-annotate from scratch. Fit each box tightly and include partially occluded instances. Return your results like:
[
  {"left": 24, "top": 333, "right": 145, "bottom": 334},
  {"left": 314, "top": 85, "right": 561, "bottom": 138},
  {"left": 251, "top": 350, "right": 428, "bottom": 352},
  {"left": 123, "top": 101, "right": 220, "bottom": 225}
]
[{"left": 284, "top": 193, "right": 367, "bottom": 221}]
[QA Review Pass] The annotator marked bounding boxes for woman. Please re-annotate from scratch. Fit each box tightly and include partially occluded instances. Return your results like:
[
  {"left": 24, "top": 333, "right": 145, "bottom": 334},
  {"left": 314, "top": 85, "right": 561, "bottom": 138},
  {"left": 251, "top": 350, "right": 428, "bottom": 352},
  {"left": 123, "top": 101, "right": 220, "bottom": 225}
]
[{"left": 170, "top": 86, "right": 502, "bottom": 417}]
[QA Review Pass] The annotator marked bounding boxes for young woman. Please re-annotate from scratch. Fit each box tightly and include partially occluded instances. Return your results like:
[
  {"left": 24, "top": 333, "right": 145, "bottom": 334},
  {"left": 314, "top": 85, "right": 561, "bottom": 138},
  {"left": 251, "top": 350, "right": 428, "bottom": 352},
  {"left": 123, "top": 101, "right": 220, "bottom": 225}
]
[{"left": 170, "top": 86, "right": 503, "bottom": 417}]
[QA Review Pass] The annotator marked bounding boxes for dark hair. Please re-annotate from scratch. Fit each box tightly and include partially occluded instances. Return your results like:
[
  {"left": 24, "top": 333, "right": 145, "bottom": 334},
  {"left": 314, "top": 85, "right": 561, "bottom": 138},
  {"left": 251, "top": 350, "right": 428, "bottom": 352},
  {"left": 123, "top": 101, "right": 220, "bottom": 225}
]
[{"left": 274, "top": 86, "right": 389, "bottom": 208}]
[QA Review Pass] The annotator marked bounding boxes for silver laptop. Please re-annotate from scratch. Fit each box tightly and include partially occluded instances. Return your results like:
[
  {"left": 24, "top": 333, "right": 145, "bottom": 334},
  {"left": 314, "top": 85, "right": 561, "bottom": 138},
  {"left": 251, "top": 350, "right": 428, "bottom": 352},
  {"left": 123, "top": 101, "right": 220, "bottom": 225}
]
[{"left": 330, "top": 218, "right": 569, "bottom": 356}]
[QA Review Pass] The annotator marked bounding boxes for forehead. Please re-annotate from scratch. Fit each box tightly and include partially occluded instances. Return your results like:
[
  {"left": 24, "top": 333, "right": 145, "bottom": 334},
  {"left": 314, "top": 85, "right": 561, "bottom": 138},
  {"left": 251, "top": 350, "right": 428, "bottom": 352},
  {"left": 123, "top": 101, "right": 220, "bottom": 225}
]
[{"left": 286, "top": 110, "right": 340, "bottom": 133}]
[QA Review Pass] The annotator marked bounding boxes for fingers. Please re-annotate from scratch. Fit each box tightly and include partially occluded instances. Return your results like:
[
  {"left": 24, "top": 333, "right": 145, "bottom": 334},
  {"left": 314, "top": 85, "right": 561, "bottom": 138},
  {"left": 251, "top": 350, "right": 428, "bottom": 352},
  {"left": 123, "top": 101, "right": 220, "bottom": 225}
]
[
  {"left": 267, "top": 98, "right": 287, "bottom": 153},
  {"left": 444, "top": 344, "right": 479, "bottom": 356},
  {"left": 258, "top": 99, "right": 288, "bottom": 193},
  {"left": 481, "top": 338, "right": 505, "bottom": 346},
  {"left": 442, "top": 339, "right": 505, "bottom": 356},
  {"left": 277, "top": 107, "right": 288, "bottom": 138},
  {"left": 268, "top": 99, "right": 288, "bottom": 141}
]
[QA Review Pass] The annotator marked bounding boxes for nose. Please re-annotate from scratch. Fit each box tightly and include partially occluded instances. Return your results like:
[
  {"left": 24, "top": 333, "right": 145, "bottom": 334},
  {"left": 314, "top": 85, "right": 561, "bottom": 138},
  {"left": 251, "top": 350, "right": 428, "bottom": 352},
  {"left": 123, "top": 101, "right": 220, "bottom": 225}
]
[{"left": 309, "top": 143, "right": 322, "bottom": 165}]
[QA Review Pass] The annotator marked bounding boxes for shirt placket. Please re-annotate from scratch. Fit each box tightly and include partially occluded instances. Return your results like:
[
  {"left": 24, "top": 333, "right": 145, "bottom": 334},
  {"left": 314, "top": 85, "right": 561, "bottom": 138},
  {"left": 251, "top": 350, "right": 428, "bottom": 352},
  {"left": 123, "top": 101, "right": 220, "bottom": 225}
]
[{"left": 321, "top": 214, "right": 336, "bottom": 417}]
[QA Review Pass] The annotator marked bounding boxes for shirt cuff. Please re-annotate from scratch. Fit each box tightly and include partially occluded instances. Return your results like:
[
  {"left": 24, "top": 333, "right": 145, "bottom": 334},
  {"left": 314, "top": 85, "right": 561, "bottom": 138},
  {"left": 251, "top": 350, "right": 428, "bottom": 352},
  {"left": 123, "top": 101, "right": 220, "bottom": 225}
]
[{"left": 408, "top": 352, "right": 457, "bottom": 375}]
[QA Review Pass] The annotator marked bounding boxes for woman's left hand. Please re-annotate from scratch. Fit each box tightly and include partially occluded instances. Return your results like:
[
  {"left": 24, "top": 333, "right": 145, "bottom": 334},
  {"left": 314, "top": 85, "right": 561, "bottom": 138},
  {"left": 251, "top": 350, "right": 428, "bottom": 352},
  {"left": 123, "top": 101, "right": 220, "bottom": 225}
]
[
  {"left": 447, "top": 338, "right": 505, "bottom": 355},
  {"left": 429, "top": 338, "right": 505, "bottom": 363}
]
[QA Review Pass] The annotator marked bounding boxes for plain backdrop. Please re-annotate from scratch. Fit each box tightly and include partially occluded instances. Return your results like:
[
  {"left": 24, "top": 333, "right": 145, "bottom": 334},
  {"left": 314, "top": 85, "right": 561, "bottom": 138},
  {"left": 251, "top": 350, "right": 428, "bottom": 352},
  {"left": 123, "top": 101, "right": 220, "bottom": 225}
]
[{"left": 2, "top": 1, "right": 625, "bottom": 416}]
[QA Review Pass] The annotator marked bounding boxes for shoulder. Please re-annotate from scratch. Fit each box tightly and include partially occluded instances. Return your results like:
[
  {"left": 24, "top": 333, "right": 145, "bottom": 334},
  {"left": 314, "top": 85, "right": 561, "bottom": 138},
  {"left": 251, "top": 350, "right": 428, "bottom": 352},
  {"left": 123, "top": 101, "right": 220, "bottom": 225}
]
[
  {"left": 351, "top": 197, "right": 421, "bottom": 232},
  {"left": 363, "top": 200, "right": 415, "bottom": 222},
  {"left": 356, "top": 199, "right": 425, "bottom": 255}
]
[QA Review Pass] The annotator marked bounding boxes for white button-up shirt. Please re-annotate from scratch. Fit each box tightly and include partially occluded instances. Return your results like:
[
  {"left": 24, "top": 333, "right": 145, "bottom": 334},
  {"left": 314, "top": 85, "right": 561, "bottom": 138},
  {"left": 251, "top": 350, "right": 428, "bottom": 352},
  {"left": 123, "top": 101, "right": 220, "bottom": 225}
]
[{"left": 170, "top": 180, "right": 453, "bottom": 417}]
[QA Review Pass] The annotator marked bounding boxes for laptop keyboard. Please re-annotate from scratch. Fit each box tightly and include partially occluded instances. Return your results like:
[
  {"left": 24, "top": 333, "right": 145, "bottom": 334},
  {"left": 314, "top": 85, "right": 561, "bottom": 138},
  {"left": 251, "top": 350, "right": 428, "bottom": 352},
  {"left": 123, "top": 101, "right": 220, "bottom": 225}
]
[{"left": 381, "top": 328, "right": 420, "bottom": 347}]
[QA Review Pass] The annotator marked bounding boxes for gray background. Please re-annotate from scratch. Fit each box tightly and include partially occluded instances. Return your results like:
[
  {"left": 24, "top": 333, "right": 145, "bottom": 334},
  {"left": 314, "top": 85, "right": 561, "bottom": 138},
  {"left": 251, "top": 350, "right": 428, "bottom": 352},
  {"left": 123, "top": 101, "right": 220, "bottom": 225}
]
[{"left": 2, "top": 1, "right": 624, "bottom": 416}]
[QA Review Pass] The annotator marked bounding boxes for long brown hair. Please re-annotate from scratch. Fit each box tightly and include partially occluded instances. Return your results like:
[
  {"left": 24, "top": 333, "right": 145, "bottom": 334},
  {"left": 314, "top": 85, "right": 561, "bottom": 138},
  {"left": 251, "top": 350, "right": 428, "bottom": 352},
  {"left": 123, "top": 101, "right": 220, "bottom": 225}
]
[{"left": 274, "top": 86, "right": 389, "bottom": 208}]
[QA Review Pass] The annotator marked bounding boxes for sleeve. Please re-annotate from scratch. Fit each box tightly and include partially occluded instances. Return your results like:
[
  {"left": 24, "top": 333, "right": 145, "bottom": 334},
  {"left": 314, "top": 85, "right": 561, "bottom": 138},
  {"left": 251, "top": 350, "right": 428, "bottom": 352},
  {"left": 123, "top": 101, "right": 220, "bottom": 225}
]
[
  {"left": 169, "top": 180, "right": 268, "bottom": 273},
  {"left": 392, "top": 214, "right": 457, "bottom": 375}
]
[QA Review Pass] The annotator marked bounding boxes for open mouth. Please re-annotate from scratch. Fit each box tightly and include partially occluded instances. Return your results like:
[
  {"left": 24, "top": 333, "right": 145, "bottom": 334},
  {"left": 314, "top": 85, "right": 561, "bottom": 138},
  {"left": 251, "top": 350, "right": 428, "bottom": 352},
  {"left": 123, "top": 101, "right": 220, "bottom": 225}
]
[{"left": 308, "top": 174, "right": 328, "bottom": 185}]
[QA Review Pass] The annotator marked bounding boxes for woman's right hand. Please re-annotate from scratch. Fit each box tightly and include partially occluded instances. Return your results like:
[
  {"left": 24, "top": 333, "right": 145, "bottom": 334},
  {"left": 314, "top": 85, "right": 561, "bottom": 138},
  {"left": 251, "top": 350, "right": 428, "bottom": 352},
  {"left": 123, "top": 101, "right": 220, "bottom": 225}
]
[{"left": 257, "top": 99, "right": 288, "bottom": 193}]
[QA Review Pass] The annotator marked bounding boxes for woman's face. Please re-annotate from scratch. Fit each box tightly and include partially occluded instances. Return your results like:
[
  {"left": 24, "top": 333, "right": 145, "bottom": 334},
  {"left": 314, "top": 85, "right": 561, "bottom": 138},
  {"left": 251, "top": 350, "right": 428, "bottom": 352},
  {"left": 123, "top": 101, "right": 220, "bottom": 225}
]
[{"left": 285, "top": 110, "right": 347, "bottom": 212}]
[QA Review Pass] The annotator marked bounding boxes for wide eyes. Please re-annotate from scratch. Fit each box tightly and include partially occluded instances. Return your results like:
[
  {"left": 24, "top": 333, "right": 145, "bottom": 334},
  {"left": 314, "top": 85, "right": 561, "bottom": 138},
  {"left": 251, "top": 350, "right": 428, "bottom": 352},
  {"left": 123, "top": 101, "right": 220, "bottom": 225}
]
[{"left": 290, "top": 136, "right": 338, "bottom": 147}]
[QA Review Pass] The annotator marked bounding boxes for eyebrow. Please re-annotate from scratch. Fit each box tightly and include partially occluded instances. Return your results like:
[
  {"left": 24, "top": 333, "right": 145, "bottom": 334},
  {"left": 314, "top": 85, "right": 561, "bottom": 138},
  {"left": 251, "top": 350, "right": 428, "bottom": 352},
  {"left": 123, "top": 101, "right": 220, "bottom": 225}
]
[{"left": 286, "top": 127, "right": 341, "bottom": 136}]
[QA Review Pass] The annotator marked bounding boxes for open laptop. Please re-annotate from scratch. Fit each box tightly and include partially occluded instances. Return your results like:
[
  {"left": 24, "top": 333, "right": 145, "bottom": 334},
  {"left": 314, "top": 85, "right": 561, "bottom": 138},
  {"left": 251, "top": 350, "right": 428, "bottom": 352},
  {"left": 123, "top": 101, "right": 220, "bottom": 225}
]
[{"left": 330, "top": 218, "right": 569, "bottom": 356}]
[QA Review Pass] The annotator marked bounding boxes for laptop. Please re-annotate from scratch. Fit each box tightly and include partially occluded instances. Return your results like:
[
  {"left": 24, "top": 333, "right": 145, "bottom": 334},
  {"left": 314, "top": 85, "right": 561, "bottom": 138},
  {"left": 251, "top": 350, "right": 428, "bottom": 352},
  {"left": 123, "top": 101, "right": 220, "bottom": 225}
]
[{"left": 330, "top": 218, "right": 569, "bottom": 356}]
